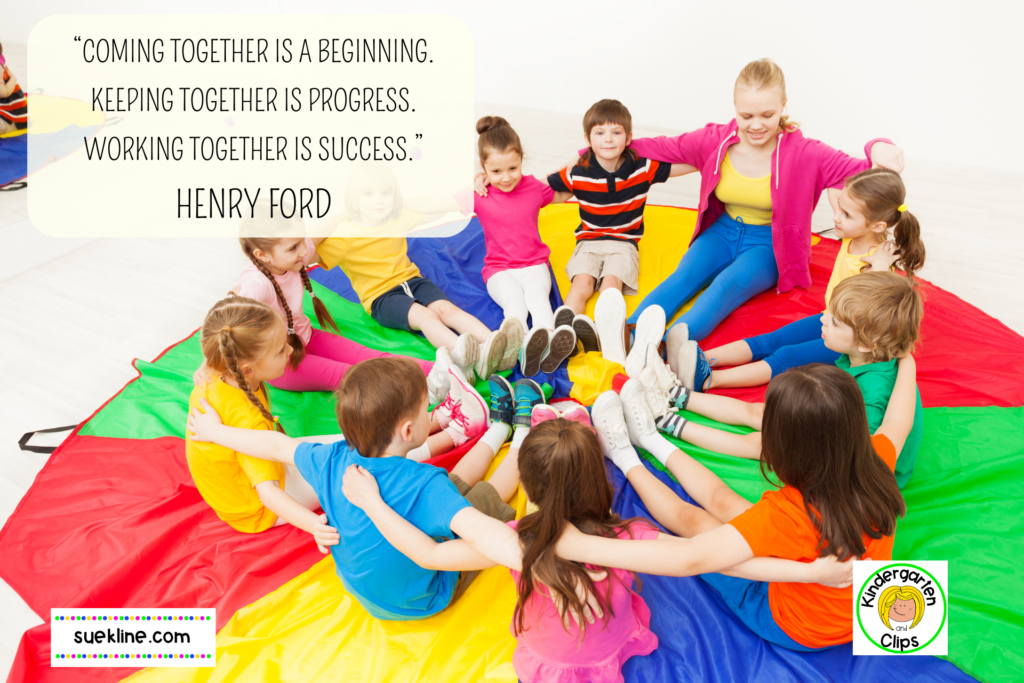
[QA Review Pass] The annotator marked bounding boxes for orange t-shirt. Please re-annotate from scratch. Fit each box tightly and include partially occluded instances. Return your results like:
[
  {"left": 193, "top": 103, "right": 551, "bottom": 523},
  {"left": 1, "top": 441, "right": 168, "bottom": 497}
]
[{"left": 729, "top": 434, "right": 899, "bottom": 648}]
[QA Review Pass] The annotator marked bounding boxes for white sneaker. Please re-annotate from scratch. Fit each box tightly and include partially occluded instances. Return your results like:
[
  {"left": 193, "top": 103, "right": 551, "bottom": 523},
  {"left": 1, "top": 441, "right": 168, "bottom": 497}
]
[
  {"left": 624, "top": 306, "right": 666, "bottom": 379},
  {"left": 591, "top": 390, "right": 633, "bottom": 456},
  {"left": 427, "top": 347, "right": 453, "bottom": 404},
  {"left": 475, "top": 330, "right": 507, "bottom": 382},
  {"left": 451, "top": 334, "right": 481, "bottom": 383},
  {"left": 497, "top": 318, "right": 524, "bottom": 372},
  {"left": 646, "top": 343, "right": 681, "bottom": 394},
  {"left": 665, "top": 323, "right": 689, "bottom": 377},
  {"left": 637, "top": 367, "right": 672, "bottom": 419},
  {"left": 594, "top": 288, "right": 628, "bottom": 366},
  {"left": 620, "top": 378, "right": 659, "bottom": 447}
]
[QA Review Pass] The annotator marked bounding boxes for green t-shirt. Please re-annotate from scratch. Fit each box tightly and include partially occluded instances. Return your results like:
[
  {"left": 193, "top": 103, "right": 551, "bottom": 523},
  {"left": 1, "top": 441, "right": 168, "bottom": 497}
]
[{"left": 835, "top": 355, "right": 924, "bottom": 489}]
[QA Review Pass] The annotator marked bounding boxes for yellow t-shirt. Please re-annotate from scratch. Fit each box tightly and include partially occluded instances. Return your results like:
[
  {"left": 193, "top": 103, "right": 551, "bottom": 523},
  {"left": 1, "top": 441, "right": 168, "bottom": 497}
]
[
  {"left": 185, "top": 377, "right": 285, "bottom": 534},
  {"left": 316, "top": 209, "right": 425, "bottom": 313},
  {"left": 715, "top": 153, "right": 773, "bottom": 225},
  {"left": 823, "top": 238, "right": 879, "bottom": 309}
]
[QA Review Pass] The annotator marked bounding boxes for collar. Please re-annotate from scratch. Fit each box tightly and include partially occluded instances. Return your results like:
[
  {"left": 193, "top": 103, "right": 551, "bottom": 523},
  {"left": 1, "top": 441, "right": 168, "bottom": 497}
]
[{"left": 835, "top": 354, "right": 897, "bottom": 376}]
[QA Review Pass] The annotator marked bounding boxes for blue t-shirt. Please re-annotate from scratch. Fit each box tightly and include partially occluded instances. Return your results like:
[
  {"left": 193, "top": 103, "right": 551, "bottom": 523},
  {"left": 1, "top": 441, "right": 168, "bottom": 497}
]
[{"left": 294, "top": 441, "right": 471, "bottom": 620}]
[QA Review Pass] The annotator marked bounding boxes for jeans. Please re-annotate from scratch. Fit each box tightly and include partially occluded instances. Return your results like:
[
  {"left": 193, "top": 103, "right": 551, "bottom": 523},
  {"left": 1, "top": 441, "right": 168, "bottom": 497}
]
[{"left": 745, "top": 314, "right": 841, "bottom": 378}]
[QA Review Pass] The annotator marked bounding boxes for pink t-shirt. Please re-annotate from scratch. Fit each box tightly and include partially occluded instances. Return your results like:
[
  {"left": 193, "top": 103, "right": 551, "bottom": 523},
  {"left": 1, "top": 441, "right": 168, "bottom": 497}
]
[
  {"left": 507, "top": 520, "right": 659, "bottom": 683},
  {"left": 475, "top": 175, "right": 554, "bottom": 282},
  {"left": 237, "top": 237, "right": 317, "bottom": 344}
]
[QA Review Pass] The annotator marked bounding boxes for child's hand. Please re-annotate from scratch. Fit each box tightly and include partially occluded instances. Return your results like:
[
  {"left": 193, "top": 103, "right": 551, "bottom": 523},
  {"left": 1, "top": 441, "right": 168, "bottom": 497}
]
[
  {"left": 192, "top": 361, "right": 213, "bottom": 386},
  {"left": 810, "top": 554, "right": 856, "bottom": 589},
  {"left": 187, "top": 398, "right": 224, "bottom": 442},
  {"left": 860, "top": 241, "right": 899, "bottom": 272},
  {"left": 544, "top": 567, "right": 609, "bottom": 630},
  {"left": 473, "top": 172, "right": 490, "bottom": 197},
  {"left": 313, "top": 513, "right": 340, "bottom": 554},
  {"left": 341, "top": 464, "right": 382, "bottom": 510},
  {"left": 869, "top": 142, "right": 905, "bottom": 174}
]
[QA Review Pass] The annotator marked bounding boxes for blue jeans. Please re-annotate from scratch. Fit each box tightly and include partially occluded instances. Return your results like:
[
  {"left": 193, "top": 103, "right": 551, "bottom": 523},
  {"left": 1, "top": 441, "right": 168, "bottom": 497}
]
[
  {"left": 630, "top": 213, "right": 778, "bottom": 342},
  {"left": 699, "top": 573, "right": 833, "bottom": 652},
  {"left": 745, "top": 314, "right": 841, "bottom": 378}
]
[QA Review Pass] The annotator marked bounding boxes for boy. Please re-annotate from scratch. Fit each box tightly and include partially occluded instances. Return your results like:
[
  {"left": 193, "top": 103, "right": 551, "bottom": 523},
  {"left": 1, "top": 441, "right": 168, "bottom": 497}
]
[
  {"left": 548, "top": 99, "right": 688, "bottom": 364},
  {"left": 0, "top": 42, "right": 27, "bottom": 133},
  {"left": 187, "top": 356, "right": 544, "bottom": 619},
  {"left": 650, "top": 271, "right": 924, "bottom": 487}
]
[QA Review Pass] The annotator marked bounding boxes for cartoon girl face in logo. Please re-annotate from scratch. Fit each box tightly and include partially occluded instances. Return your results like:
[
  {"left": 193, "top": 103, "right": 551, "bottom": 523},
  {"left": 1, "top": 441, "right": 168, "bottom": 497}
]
[{"left": 878, "top": 585, "right": 926, "bottom": 630}]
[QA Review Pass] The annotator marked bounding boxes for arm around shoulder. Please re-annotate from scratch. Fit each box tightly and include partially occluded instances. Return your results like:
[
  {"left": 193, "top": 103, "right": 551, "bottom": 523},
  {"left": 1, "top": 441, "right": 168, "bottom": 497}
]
[{"left": 875, "top": 354, "right": 916, "bottom": 455}]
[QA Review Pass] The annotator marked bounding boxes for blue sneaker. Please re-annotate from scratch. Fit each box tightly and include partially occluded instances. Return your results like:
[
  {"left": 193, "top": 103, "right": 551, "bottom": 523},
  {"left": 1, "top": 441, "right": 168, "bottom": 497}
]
[
  {"left": 487, "top": 374, "right": 515, "bottom": 431},
  {"left": 513, "top": 378, "right": 545, "bottom": 428},
  {"left": 678, "top": 340, "right": 714, "bottom": 392}
]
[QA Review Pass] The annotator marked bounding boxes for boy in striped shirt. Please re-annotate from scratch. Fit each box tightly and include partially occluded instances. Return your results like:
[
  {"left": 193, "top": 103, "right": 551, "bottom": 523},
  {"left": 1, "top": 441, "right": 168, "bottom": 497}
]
[{"left": 0, "top": 43, "right": 27, "bottom": 133}]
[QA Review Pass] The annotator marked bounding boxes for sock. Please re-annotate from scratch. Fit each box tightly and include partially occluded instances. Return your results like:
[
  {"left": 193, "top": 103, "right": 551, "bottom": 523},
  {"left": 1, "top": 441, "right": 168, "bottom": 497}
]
[
  {"left": 605, "top": 444, "right": 644, "bottom": 474},
  {"left": 656, "top": 412, "right": 688, "bottom": 439},
  {"left": 668, "top": 385, "right": 690, "bottom": 411},
  {"left": 407, "top": 442, "right": 432, "bottom": 462},
  {"left": 638, "top": 429, "right": 679, "bottom": 466},
  {"left": 511, "top": 425, "right": 530, "bottom": 449},
  {"left": 482, "top": 422, "right": 511, "bottom": 453}
]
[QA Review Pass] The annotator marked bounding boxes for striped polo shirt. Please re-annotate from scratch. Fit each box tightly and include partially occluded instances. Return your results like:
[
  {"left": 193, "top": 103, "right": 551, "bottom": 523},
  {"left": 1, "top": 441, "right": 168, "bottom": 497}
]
[
  {"left": 547, "top": 153, "right": 671, "bottom": 247},
  {"left": 0, "top": 66, "right": 27, "bottom": 130}
]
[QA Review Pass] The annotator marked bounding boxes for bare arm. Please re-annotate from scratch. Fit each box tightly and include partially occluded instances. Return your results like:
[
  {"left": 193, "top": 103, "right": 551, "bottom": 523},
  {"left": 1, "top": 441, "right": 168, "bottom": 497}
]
[
  {"left": 723, "top": 554, "right": 855, "bottom": 588},
  {"left": 875, "top": 354, "right": 917, "bottom": 455},
  {"left": 254, "top": 481, "right": 337, "bottom": 552},
  {"left": 668, "top": 163, "right": 698, "bottom": 178},
  {"left": 187, "top": 398, "right": 299, "bottom": 465}
]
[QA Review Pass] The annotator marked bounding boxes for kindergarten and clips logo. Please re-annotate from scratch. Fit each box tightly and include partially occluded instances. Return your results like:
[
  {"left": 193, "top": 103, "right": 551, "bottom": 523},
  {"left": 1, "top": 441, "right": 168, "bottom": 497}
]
[{"left": 853, "top": 561, "right": 947, "bottom": 656}]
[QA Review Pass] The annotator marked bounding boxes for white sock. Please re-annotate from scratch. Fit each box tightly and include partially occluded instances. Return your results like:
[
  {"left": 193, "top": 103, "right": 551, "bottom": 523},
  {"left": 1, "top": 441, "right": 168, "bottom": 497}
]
[
  {"left": 606, "top": 444, "right": 644, "bottom": 475},
  {"left": 638, "top": 431, "right": 678, "bottom": 466},
  {"left": 482, "top": 422, "right": 511, "bottom": 453},
  {"left": 407, "top": 442, "right": 432, "bottom": 462},
  {"left": 511, "top": 426, "right": 530, "bottom": 449}
]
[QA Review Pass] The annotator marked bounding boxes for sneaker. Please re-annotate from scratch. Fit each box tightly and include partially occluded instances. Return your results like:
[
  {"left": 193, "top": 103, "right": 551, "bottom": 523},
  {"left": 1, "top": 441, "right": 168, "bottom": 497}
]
[
  {"left": 665, "top": 323, "right": 689, "bottom": 377},
  {"left": 594, "top": 288, "right": 628, "bottom": 365},
  {"left": 559, "top": 404, "right": 595, "bottom": 432},
  {"left": 572, "top": 314, "right": 601, "bottom": 354},
  {"left": 442, "top": 366, "right": 488, "bottom": 446},
  {"left": 620, "top": 378, "right": 659, "bottom": 447},
  {"left": 426, "top": 347, "right": 453, "bottom": 405},
  {"left": 679, "top": 340, "right": 714, "bottom": 392},
  {"left": 530, "top": 404, "right": 560, "bottom": 427},
  {"left": 539, "top": 325, "right": 577, "bottom": 374},
  {"left": 487, "top": 374, "right": 515, "bottom": 429},
  {"left": 645, "top": 343, "right": 681, "bottom": 394},
  {"left": 554, "top": 305, "right": 578, "bottom": 358},
  {"left": 513, "top": 378, "right": 545, "bottom": 428},
  {"left": 624, "top": 306, "right": 666, "bottom": 378},
  {"left": 638, "top": 367, "right": 672, "bottom": 419},
  {"left": 519, "top": 327, "right": 551, "bottom": 377},
  {"left": 656, "top": 412, "right": 688, "bottom": 439},
  {"left": 451, "top": 334, "right": 481, "bottom": 383},
  {"left": 475, "top": 330, "right": 507, "bottom": 384},
  {"left": 497, "top": 318, "right": 525, "bottom": 372},
  {"left": 591, "top": 390, "right": 633, "bottom": 456}
]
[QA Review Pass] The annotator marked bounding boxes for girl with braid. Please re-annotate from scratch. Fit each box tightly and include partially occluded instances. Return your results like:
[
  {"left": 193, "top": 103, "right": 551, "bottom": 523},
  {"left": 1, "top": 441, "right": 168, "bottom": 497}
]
[{"left": 186, "top": 296, "right": 340, "bottom": 551}]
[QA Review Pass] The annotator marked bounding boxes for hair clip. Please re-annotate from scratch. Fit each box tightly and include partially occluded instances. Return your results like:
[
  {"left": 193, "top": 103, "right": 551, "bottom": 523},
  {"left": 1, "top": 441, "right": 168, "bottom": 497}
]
[
  {"left": 287, "top": 327, "right": 295, "bottom": 335},
  {"left": 897, "top": 204, "right": 908, "bottom": 213}
]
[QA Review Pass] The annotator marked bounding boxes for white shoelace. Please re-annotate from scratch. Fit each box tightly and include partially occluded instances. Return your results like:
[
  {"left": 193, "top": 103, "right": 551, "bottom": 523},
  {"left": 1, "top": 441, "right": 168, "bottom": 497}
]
[
  {"left": 644, "top": 384, "right": 672, "bottom": 420},
  {"left": 625, "top": 393, "right": 657, "bottom": 436},
  {"left": 598, "top": 407, "right": 632, "bottom": 450}
]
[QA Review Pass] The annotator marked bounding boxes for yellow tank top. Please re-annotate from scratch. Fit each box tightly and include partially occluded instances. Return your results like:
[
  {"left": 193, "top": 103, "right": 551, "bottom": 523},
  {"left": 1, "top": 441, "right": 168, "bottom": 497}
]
[{"left": 715, "top": 153, "right": 773, "bottom": 225}]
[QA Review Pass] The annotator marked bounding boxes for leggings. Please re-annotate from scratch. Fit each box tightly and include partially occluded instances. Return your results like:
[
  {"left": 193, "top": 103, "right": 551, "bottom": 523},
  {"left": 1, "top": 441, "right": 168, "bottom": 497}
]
[
  {"left": 485, "top": 263, "right": 555, "bottom": 330},
  {"left": 745, "top": 314, "right": 841, "bottom": 378},
  {"left": 270, "top": 329, "right": 433, "bottom": 393},
  {"left": 628, "top": 213, "right": 778, "bottom": 343}
]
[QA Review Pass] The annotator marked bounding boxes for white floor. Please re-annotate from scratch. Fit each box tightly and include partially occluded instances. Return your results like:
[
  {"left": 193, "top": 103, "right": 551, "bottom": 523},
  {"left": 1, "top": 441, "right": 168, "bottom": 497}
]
[{"left": 2, "top": 41, "right": 1023, "bottom": 674}]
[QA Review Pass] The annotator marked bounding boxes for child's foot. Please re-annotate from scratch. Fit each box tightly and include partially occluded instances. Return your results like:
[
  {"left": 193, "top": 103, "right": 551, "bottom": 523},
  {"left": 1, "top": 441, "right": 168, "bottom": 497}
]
[
  {"left": 451, "top": 334, "right": 481, "bottom": 383},
  {"left": 619, "top": 378, "right": 659, "bottom": 447},
  {"left": 559, "top": 404, "right": 595, "bottom": 432},
  {"left": 645, "top": 343, "right": 681, "bottom": 394},
  {"left": 497, "top": 318, "right": 524, "bottom": 372},
  {"left": 667, "top": 385, "right": 691, "bottom": 412},
  {"left": 530, "top": 403, "right": 560, "bottom": 426},
  {"left": 539, "top": 325, "right": 577, "bottom": 374},
  {"left": 624, "top": 306, "right": 666, "bottom": 379},
  {"left": 572, "top": 314, "right": 601, "bottom": 354},
  {"left": 476, "top": 330, "right": 507, "bottom": 383},
  {"left": 513, "top": 378, "right": 545, "bottom": 429},
  {"left": 665, "top": 323, "right": 689, "bottom": 377},
  {"left": 678, "top": 340, "right": 713, "bottom": 392},
  {"left": 427, "top": 347, "right": 453, "bottom": 405},
  {"left": 595, "top": 288, "right": 628, "bottom": 365},
  {"left": 442, "top": 366, "right": 488, "bottom": 446},
  {"left": 637, "top": 367, "right": 671, "bottom": 419},
  {"left": 591, "top": 390, "right": 642, "bottom": 473},
  {"left": 519, "top": 327, "right": 551, "bottom": 377},
  {"left": 487, "top": 374, "right": 515, "bottom": 432},
  {"left": 656, "top": 412, "right": 689, "bottom": 439},
  {"left": 554, "top": 305, "right": 578, "bottom": 357}
]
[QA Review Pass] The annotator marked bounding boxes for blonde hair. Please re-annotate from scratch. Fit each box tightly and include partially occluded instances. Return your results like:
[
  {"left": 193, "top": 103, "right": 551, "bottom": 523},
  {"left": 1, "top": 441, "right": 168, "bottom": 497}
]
[
  {"left": 476, "top": 116, "right": 524, "bottom": 167},
  {"left": 879, "top": 585, "right": 926, "bottom": 630},
  {"left": 735, "top": 58, "right": 798, "bottom": 132},
  {"left": 343, "top": 162, "right": 404, "bottom": 222},
  {"left": 830, "top": 271, "right": 923, "bottom": 363}
]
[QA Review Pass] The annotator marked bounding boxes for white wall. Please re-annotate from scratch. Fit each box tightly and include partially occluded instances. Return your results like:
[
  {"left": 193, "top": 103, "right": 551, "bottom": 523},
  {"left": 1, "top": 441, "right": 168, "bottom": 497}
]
[{"left": 4, "top": 0, "right": 1020, "bottom": 170}]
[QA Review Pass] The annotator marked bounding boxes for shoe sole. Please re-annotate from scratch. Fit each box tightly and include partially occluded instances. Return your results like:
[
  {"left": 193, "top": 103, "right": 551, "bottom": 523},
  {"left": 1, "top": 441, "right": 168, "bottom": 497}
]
[
  {"left": 520, "top": 328, "right": 550, "bottom": 377},
  {"left": 666, "top": 323, "right": 689, "bottom": 377},
  {"left": 480, "top": 331, "right": 507, "bottom": 380},
  {"left": 678, "top": 340, "right": 698, "bottom": 391},
  {"left": 487, "top": 374, "right": 515, "bottom": 426},
  {"left": 573, "top": 316, "right": 601, "bottom": 354},
  {"left": 595, "top": 289, "right": 628, "bottom": 366},
  {"left": 513, "top": 378, "right": 545, "bottom": 427},
  {"left": 624, "top": 307, "right": 666, "bottom": 379},
  {"left": 554, "top": 306, "right": 575, "bottom": 329},
  {"left": 539, "top": 326, "right": 577, "bottom": 374},
  {"left": 497, "top": 319, "right": 524, "bottom": 372},
  {"left": 451, "top": 335, "right": 480, "bottom": 382}
]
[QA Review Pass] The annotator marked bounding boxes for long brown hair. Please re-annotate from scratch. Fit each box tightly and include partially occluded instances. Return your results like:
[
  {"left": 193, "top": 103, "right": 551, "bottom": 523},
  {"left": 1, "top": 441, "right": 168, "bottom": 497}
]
[
  {"left": 514, "top": 419, "right": 646, "bottom": 639},
  {"left": 199, "top": 296, "right": 286, "bottom": 433},
  {"left": 845, "top": 167, "right": 926, "bottom": 279},
  {"left": 760, "top": 365, "right": 905, "bottom": 559},
  {"left": 476, "top": 116, "right": 524, "bottom": 167}
]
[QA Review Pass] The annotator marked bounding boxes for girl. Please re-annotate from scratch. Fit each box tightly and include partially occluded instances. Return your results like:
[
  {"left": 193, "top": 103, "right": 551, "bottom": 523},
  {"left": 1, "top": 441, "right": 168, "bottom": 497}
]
[
  {"left": 315, "top": 161, "right": 519, "bottom": 382},
  {"left": 235, "top": 199, "right": 442, "bottom": 396},
  {"left": 185, "top": 295, "right": 339, "bottom": 552},
  {"left": 620, "top": 58, "right": 903, "bottom": 355},
  {"left": 342, "top": 413, "right": 857, "bottom": 679},
  {"left": 677, "top": 167, "right": 925, "bottom": 392},
  {"left": 475, "top": 116, "right": 578, "bottom": 376}
]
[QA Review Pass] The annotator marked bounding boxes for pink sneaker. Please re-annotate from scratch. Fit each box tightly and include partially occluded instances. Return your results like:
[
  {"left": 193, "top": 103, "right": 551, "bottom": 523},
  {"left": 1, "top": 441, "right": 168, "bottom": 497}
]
[
  {"left": 559, "top": 405, "right": 596, "bottom": 433},
  {"left": 530, "top": 404, "right": 560, "bottom": 427},
  {"left": 442, "top": 366, "right": 487, "bottom": 446}
]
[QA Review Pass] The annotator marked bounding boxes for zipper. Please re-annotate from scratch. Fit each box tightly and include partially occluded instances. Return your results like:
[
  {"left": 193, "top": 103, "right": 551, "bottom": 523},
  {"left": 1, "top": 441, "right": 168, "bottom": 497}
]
[{"left": 774, "top": 132, "right": 783, "bottom": 189}]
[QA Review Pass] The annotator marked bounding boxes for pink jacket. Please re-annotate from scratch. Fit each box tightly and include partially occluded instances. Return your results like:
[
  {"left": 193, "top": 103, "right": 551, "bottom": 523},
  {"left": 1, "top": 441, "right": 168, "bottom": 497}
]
[{"left": 629, "top": 121, "right": 892, "bottom": 293}]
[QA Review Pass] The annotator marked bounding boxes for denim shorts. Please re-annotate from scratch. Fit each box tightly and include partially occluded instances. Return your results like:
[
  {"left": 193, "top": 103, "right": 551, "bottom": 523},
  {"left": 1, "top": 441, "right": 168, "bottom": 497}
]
[{"left": 370, "top": 277, "right": 449, "bottom": 331}]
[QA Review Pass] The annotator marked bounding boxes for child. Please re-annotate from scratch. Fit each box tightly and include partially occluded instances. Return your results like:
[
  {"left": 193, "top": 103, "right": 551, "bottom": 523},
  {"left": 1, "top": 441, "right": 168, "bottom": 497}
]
[
  {"left": 678, "top": 167, "right": 925, "bottom": 392},
  {"left": 654, "top": 271, "right": 925, "bottom": 488},
  {"left": 474, "top": 116, "right": 579, "bottom": 376},
  {"left": 342, "top": 412, "right": 854, "bottom": 682},
  {"left": 0, "top": 42, "right": 27, "bottom": 133},
  {"left": 314, "top": 161, "right": 519, "bottom": 382},
  {"left": 184, "top": 296, "right": 338, "bottom": 551},
  {"left": 186, "top": 355, "right": 548, "bottom": 620}
]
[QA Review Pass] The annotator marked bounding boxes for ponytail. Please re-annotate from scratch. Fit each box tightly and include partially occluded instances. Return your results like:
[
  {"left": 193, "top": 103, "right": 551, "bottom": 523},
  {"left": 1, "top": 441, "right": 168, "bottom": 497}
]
[
  {"left": 299, "top": 266, "right": 340, "bottom": 334},
  {"left": 891, "top": 210, "right": 925, "bottom": 280},
  {"left": 240, "top": 241, "right": 306, "bottom": 370}
]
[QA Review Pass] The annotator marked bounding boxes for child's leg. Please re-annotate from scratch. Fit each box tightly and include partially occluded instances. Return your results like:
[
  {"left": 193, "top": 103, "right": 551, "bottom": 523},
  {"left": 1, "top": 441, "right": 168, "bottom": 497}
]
[
  {"left": 703, "top": 339, "right": 755, "bottom": 367},
  {"left": 408, "top": 303, "right": 460, "bottom": 349},
  {"left": 662, "top": 444, "right": 753, "bottom": 523},
  {"left": 484, "top": 446, "right": 520, "bottom": 503},
  {"left": 669, "top": 420, "right": 762, "bottom": 460},
  {"left": 427, "top": 300, "right": 491, "bottom": 343},
  {"left": 450, "top": 432, "right": 504, "bottom": 487},
  {"left": 624, "top": 464, "right": 725, "bottom": 537},
  {"left": 709, "top": 316, "right": 836, "bottom": 389},
  {"left": 520, "top": 264, "right": 555, "bottom": 329},
  {"left": 485, "top": 269, "right": 530, "bottom": 331},
  {"left": 685, "top": 392, "right": 764, "bottom": 430},
  {"left": 564, "top": 273, "right": 596, "bottom": 314},
  {"left": 598, "top": 274, "right": 624, "bottom": 293}
]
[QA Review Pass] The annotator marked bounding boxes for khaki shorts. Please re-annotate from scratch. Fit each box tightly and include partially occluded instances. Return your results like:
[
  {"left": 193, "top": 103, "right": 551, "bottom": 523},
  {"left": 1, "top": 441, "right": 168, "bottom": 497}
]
[
  {"left": 447, "top": 473, "right": 516, "bottom": 603},
  {"left": 566, "top": 239, "right": 640, "bottom": 295}
]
